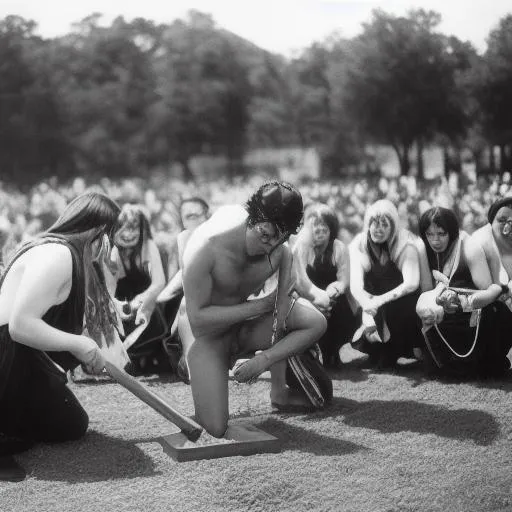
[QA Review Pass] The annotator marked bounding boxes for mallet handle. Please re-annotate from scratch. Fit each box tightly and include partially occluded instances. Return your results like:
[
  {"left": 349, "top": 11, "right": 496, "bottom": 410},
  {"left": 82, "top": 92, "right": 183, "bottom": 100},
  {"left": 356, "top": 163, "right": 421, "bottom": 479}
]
[{"left": 104, "top": 361, "right": 202, "bottom": 441}]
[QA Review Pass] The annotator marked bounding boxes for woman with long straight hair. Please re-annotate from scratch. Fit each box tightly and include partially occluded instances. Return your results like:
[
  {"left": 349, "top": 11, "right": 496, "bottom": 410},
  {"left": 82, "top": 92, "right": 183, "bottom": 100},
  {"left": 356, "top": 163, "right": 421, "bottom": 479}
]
[
  {"left": 349, "top": 199, "right": 431, "bottom": 369},
  {"left": 0, "top": 191, "right": 121, "bottom": 481},
  {"left": 292, "top": 203, "right": 358, "bottom": 368}
]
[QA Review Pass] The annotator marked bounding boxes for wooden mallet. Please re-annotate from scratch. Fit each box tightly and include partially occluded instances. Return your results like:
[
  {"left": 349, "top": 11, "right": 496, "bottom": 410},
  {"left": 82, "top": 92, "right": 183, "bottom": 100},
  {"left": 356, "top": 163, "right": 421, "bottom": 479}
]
[{"left": 104, "top": 360, "right": 203, "bottom": 441}]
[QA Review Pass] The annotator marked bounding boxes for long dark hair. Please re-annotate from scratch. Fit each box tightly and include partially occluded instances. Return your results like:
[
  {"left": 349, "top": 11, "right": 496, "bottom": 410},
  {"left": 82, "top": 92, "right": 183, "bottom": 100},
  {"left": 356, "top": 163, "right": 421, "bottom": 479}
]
[
  {"left": 305, "top": 203, "right": 339, "bottom": 264},
  {"left": 418, "top": 206, "right": 459, "bottom": 270},
  {"left": 47, "top": 191, "right": 121, "bottom": 247},
  {"left": 115, "top": 203, "right": 153, "bottom": 271},
  {"left": 47, "top": 191, "right": 121, "bottom": 348}
]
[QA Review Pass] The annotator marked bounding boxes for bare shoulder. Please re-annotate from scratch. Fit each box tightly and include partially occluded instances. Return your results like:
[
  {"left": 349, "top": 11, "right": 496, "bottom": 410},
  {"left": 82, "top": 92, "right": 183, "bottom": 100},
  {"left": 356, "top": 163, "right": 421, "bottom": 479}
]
[
  {"left": 468, "top": 225, "right": 490, "bottom": 248},
  {"left": 24, "top": 242, "right": 73, "bottom": 269},
  {"left": 463, "top": 232, "right": 485, "bottom": 260},
  {"left": 8, "top": 243, "right": 73, "bottom": 294},
  {"left": 186, "top": 205, "right": 246, "bottom": 255}
]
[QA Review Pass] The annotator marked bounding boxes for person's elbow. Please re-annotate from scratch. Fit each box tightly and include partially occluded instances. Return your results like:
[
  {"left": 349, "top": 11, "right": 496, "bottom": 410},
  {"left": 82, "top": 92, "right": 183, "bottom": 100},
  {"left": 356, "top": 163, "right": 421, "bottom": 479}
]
[
  {"left": 186, "top": 304, "right": 209, "bottom": 337},
  {"left": 9, "top": 312, "right": 35, "bottom": 344},
  {"left": 402, "top": 276, "right": 420, "bottom": 296}
]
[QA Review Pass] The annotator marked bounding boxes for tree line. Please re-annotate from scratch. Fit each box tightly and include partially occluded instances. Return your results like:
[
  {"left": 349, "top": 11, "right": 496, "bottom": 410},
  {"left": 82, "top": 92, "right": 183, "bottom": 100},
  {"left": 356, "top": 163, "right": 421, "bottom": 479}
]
[{"left": 1, "top": 9, "right": 511, "bottom": 184}]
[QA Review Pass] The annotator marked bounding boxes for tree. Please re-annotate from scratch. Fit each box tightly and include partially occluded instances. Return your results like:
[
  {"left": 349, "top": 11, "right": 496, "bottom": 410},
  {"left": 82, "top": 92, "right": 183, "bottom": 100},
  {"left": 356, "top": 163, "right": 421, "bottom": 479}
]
[
  {"left": 0, "top": 16, "right": 68, "bottom": 183},
  {"left": 155, "top": 11, "right": 252, "bottom": 181},
  {"left": 475, "top": 15, "right": 512, "bottom": 173},
  {"left": 45, "top": 15, "right": 158, "bottom": 177},
  {"left": 339, "top": 9, "right": 470, "bottom": 176}
]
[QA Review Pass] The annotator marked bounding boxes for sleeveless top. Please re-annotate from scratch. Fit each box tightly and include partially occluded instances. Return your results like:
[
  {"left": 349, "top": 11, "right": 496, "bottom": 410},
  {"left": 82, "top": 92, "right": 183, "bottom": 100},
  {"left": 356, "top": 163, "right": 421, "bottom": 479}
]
[
  {"left": 365, "top": 248, "right": 404, "bottom": 295},
  {"left": 115, "top": 256, "right": 151, "bottom": 301},
  {"left": 0, "top": 237, "right": 86, "bottom": 395},
  {"left": 306, "top": 240, "right": 337, "bottom": 291}
]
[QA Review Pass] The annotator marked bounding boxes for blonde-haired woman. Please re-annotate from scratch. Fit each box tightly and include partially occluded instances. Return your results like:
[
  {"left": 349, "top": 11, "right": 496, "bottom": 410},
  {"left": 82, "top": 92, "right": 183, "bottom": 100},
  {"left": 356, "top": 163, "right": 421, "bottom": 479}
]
[{"left": 349, "top": 199, "right": 431, "bottom": 369}]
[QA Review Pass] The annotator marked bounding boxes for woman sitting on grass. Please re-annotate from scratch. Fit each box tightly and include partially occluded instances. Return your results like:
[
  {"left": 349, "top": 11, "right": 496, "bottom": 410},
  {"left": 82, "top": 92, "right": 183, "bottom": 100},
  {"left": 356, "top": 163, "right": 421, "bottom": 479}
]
[
  {"left": 112, "top": 204, "right": 166, "bottom": 374},
  {"left": 0, "top": 192, "right": 120, "bottom": 482},
  {"left": 349, "top": 199, "right": 431, "bottom": 370},
  {"left": 292, "top": 203, "right": 358, "bottom": 369},
  {"left": 416, "top": 207, "right": 503, "bottom": 378}
]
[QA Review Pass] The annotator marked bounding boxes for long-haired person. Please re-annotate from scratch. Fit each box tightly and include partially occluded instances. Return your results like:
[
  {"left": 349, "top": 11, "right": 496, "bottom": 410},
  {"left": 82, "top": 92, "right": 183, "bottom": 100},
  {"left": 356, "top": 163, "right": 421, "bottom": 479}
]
[
  {"left": 416, "top": 207, "right": 503, "bottom": 377},
  {"left": 349, "top": 199, "right": 431, "bottom": 369},
  {"left": 0, "top": 192, "right": 120, "bottom": 481},
  {"left": 292, "top": 203, "right": 358, "bottom": 368},
  {"left": 112, "top": 204, "right": 166, "bottom": 374}
]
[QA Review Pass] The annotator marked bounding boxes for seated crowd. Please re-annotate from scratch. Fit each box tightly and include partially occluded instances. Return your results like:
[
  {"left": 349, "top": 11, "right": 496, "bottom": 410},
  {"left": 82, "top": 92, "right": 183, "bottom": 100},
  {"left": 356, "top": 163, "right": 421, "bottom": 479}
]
[{"left": 2, "top": 175, "right": 512, "bottom": 482}]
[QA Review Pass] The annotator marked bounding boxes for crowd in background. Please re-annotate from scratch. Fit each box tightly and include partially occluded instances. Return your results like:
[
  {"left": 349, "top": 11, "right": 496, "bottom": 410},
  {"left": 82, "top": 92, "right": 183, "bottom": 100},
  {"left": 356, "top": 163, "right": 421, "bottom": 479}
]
[{"left": 1, "top": 172, "right": 511, "bottom": 271}]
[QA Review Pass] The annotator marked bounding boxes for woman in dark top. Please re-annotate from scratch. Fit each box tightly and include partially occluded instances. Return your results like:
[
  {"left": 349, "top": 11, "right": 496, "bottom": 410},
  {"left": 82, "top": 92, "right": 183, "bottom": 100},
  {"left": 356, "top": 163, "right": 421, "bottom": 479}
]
[
  {"left": 349, "top": 200, "right": 431, "bottom": 369},
  {"left": 293, "top": 203, "right": 357, "bottom": 368},
  {"left": 112, "top": 204, "right": 166, "bottom": 373},
  {"left": 416, "top": 207, "right": 503, "bottom": 377},
  {"left": 0, "top": 192, "right": 120, "bottom": 481}
]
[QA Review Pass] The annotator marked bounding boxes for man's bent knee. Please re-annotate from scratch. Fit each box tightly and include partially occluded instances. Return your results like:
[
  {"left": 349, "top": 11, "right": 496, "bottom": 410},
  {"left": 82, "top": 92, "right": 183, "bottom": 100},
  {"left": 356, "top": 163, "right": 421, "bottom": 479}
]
[
  {"left": 201, "top": 418, "right": 228, "bottom": 438},
  {"left": 312, "top": 309, "right": 328, "bottom": 339}
]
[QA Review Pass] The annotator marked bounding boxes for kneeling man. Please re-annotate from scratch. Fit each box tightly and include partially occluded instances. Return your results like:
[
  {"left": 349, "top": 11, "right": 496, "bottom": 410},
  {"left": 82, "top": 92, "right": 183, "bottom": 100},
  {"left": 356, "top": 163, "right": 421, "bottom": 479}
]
[{"left": 178, "top": 181, "right": 327, "bottom": 437}]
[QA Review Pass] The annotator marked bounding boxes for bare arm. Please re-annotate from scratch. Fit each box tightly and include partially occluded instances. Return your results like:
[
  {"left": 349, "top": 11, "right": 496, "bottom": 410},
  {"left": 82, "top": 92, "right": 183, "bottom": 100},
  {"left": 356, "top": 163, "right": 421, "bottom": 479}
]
[
  {"left": 157, "top": 269, "right": 183, "bottom": 302},
  {"left": 157, "top": 231, "right": 191, "bottom": 302},
  {"left": 132, "top": 241, "right": 166, "bottom": 322},
  {"left": 463, "top": 238, "right": 501, "bottom": 309},
  {"left": 8, "top": 244, "right": 103, "bottom": 370},
  {"left": 274, "top": 245, "right": 294, "bottom": 338},
  {"left": 325, "top": 240, "right": 349, "bottom": 298},
  {"left": 349, "top": 242, "right": 372, "bottom": 310},
  {"left": 292, "top": 243, "right": 331, "bottom": 311},
  {"left": 183, "top": 240, "right": 275, "bottom": 338}
]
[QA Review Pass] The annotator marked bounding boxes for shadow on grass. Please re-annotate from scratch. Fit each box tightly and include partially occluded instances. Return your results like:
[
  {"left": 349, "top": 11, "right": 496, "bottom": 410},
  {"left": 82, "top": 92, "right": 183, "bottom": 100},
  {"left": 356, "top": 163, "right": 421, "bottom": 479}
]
[
  {"left": 300, "top": 397, "right": 499, "bottom": 446},
  {"left": 253, "top": 417, "right": 368, "bottom": 457},
  {"left": 20, "top": 431, "right": 160, "bottom": 483}
]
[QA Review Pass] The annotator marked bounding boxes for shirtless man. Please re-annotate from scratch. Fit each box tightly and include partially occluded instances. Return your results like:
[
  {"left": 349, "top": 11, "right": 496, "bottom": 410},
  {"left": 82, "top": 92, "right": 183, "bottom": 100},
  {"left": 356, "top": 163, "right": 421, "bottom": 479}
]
[{"left": 178, "top": 181, "right": 327, "bottom": 437}]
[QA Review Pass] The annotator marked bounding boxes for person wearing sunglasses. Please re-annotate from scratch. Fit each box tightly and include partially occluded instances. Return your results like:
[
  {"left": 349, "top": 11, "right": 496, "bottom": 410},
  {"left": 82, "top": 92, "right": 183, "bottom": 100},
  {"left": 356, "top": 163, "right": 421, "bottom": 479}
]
[{"left": 177, "top": 181, "right": 327, "bottom": 437}]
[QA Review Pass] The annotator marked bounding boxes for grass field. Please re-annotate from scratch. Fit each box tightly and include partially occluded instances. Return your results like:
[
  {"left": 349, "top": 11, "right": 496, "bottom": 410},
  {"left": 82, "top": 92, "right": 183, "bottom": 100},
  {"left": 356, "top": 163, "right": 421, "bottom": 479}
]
[{"left": 1, "top": 347, "right": 512, "bottom": 512}]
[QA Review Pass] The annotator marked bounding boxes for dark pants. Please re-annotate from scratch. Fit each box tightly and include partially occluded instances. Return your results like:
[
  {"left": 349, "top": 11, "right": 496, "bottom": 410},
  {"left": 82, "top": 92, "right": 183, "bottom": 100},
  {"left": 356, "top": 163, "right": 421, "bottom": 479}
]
[
  {"left": 318, "top": 295, "right": 358, "bottom": 365},
  {"left": 0, "top": 333, "right": 88, "bottom": 454}
]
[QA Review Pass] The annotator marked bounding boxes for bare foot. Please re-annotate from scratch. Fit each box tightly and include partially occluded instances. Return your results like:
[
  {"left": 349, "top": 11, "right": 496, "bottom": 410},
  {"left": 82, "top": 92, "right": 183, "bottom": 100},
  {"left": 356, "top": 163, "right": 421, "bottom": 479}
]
[
  {"left": 270, "top": 387, "right": 315, "bottom": 411},
  {"left": 232, "top": 352, "right": 271, "bottom": 383}
]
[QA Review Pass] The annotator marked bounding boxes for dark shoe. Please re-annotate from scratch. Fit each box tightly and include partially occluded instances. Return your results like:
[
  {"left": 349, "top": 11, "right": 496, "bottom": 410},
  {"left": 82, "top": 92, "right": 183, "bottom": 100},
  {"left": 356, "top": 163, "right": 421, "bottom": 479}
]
[
  {"left": 375, "top": 354, "right": 397, "bottom": 371},
  {"left": 0, "top": 456, "right": 26, "bottom": 482}
]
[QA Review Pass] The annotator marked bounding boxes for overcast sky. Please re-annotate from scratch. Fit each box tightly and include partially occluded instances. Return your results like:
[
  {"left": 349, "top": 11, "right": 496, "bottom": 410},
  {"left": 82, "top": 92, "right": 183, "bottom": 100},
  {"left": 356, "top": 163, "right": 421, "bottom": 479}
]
[{"left": 1, "top": 0, "right": 510, "bottom": 55}]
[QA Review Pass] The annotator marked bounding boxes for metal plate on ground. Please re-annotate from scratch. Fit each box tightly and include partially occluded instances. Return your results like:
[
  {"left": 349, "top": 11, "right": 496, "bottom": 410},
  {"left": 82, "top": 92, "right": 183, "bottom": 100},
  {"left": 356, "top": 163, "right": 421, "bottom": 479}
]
[{"left": 160, "top": 423, "right": 281, "bottom": 462}]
